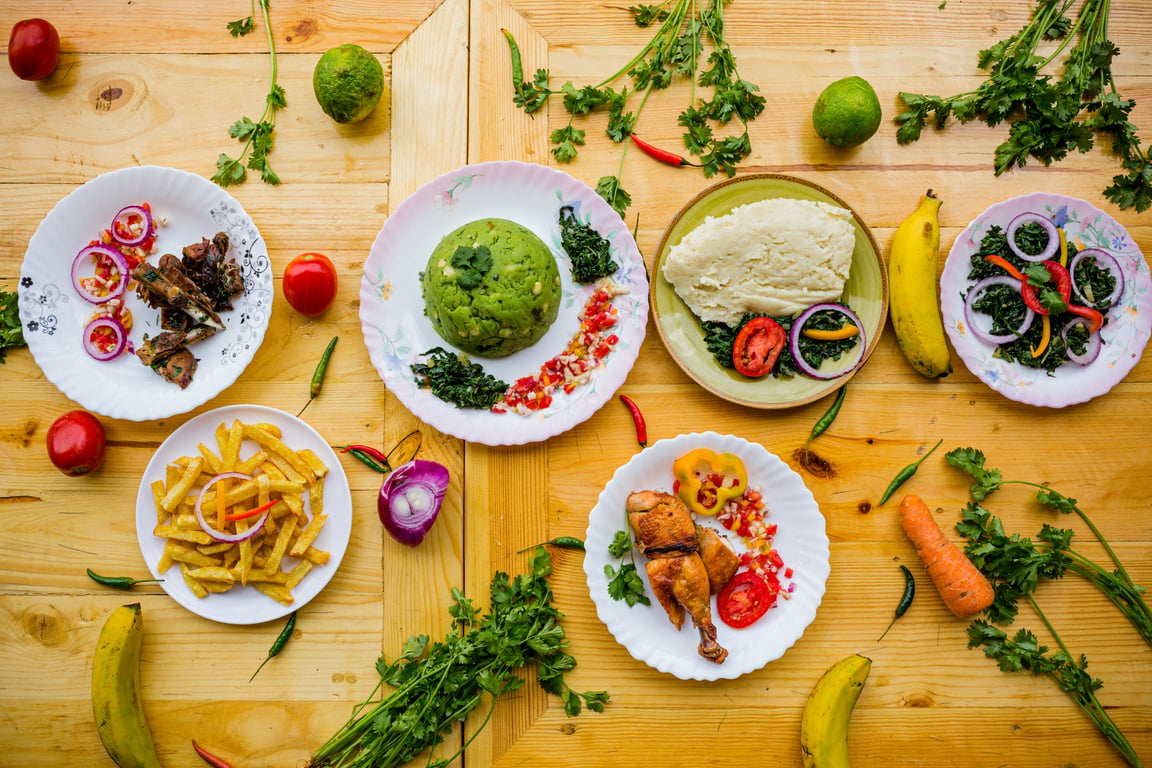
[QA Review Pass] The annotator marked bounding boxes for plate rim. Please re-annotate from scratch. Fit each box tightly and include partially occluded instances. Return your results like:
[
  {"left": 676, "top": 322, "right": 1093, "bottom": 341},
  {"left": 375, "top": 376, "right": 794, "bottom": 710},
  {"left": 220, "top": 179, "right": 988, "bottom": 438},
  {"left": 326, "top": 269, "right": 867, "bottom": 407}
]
[
  {"left": 582, "top": 431, "right": 830, "bottom": 681},
  {"left": 649, "top": 172, "right": 888, "bottom": 410},
  {"left": 17, "top": 164, "right": 273, "bottom": 421},
  {"left": 134, "top": 403, "right": 352, "bottom": 625},
  {"left": 358, "top": 159, "right": 649, "bottom": 445}
]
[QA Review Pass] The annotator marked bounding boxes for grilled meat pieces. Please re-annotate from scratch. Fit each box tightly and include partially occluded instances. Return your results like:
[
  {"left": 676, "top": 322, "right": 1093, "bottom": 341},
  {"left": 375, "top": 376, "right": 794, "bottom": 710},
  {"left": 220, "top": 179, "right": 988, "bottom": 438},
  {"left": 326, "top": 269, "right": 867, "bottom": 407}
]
[
  {"left": 696, "top": 525, "right": 740, "bottom": 595},
  {"left": 626, "top": 490, "right": 729, "bottom": 664}
]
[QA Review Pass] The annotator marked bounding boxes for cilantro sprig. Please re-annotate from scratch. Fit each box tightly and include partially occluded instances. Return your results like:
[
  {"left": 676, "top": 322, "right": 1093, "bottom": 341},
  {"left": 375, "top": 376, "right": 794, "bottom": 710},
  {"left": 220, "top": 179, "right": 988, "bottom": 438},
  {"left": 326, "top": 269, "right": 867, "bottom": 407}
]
[
  {"left": 0, "top": 290, "right": 26, "bottom": 364},
  {"left": 213, "top": 0, "right": 285, "bottom": 187},
  {"left": 605, "top": 529, "right": 650, "bottom": 607},
  {"left": 310, "top": 548, "right": 608, "bottom": 768},
  {"left": 504, "top": 0, "right": 765, "bottom": 216},
  {"left": 895, "top": 0, "right": 1151, "bottom": 211}
]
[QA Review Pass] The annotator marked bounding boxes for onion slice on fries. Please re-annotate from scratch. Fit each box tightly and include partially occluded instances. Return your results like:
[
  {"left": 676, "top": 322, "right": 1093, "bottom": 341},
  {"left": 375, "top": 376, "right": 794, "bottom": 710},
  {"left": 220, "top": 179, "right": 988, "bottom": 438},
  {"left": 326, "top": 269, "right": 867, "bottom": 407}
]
[{"left": 194, "top": 471, "right": 271, "bottom": 542}]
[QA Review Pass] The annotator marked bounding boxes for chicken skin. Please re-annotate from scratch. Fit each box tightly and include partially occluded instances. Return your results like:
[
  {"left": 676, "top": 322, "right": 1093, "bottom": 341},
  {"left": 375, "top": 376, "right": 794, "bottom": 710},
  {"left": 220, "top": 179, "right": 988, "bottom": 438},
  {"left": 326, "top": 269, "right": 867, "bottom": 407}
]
[
  {"left": 696, "top": 525, "right": 740, "bottom": 595},
  {"left": 626, "top": 490, "right": 728, "bottom": 663}
]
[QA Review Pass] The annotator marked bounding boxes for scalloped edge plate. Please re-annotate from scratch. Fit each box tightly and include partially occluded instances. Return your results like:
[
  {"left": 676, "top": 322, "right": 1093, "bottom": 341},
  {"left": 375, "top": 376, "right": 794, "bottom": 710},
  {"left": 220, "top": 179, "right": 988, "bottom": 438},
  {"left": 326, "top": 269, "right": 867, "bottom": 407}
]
[
  {"left": 650, "top": 174, "right": 887, "bottom": 409},
  {"left": 18, "top": 166, "right": 273, "bottom": 421},
  {"left": 359, "top": 160, "right": 648, "bottom": 445},
  {"left": 583, "top": 432, "right": 829, "bottom": 681},
  {"left": 941, "top": 192, "right": 1152, "bottom": 408}
]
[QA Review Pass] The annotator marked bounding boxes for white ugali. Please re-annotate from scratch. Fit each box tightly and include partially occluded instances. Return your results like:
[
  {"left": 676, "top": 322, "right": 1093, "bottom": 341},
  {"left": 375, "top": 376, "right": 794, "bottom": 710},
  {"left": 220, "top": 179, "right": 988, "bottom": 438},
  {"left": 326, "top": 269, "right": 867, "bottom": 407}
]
[{"left": 662, "top": 198, "right": 856, "bottom": 325}]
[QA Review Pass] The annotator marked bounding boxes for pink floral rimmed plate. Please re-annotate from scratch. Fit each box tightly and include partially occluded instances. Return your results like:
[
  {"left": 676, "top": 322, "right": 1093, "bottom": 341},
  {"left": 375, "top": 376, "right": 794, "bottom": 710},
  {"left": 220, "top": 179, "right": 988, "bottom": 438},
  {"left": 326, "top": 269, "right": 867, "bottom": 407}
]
[{"left": 941, "top": 192, "right": 1151, "bottom": 408}]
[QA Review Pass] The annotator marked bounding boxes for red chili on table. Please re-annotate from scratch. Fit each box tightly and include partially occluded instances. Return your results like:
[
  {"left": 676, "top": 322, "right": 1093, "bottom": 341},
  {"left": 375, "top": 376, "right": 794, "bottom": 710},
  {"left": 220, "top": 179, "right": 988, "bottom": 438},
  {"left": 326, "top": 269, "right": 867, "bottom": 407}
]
[
  {"left": 629, "top": 133, "right": 697, "bottom": 168},
  {"left": 618, "top": 394, "right": 647, "bottom": 447},
  {"left": 192, "top": 740, "right": 235, "bottom": 768}
]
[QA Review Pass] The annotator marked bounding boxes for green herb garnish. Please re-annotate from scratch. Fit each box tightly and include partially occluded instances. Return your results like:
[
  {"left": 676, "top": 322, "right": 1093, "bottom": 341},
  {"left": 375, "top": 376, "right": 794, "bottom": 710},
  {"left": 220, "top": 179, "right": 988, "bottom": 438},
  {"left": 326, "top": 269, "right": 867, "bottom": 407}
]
[
  {"left": 605, "top": 529, "right": 650, "bottom": 608},
  {"left": 895, "top": 0, "right": 1151, "bottom": 212},
  {"left": 410, "top": 347, "right": 508, "bottom": 410},
  {"left": 213, "top": 0, "right": 285, "bottom": 187},
  {"left": 449, "top": 245, "right": 493, "bottom": 291},
  {"left": 0, "top": 290, "right": 25, "bottom": 364},
  {"left": 559, "top": 206, "right": 617, "bottom": 284},
  {"left": 700, "top": 308, "right": 860, "bottom": 377}
]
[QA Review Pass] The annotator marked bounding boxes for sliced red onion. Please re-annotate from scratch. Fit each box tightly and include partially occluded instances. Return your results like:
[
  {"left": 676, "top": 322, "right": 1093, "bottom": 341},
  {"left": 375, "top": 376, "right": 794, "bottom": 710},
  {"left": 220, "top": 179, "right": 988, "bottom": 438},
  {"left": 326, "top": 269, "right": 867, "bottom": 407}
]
[
  {"left": 1069, "top": 248, "right": 1124, "bottom": 308},
  {"left": 1006, "top": 211, "right": 1059, "bottom": 262},
  {"left": 110, "top": 204, "right": 154, "bottom": 247},
  {"left": 71, "top": 244, "right": 130, "bottom": 304},
  {"left": 378, "top": 460, "right": 450, "bottom": 547},
  {"left": 1061, "top": 317, "right": 1101, "bottom": 366},
  {"left": 788, "top": 303, "right": 866, "bottom": 380},
  {"left": 82, "top": 315, "right": 127, "bottom": 361},
  {"left": 194, "top": 472, "right": 271, "bottom": 543},
  {"left": 963, "top": 275, "right": 1035, "bottom": 345}
]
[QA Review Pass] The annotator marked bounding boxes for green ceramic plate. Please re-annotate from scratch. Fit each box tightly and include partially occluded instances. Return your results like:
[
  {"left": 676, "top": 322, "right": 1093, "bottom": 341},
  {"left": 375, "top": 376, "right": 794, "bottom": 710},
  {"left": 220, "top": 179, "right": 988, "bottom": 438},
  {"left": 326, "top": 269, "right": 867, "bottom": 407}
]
[{"left": 651, "top": 174, "right": 888, "bottom": 409}]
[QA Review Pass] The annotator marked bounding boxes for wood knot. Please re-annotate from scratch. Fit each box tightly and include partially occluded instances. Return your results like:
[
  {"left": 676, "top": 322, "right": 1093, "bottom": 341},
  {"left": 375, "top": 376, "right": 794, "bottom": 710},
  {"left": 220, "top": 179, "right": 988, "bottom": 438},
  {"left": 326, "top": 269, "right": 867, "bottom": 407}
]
[
  {"left": 559, "top": 723, "right": 576, "bottom": 735},
  {"left": 901, "top": 694, "right": 934, "bottom": 708},
  {"left": 91, "top": 79, "right": 134, "bottom": 113},
  {"left": 857, "top": 501, "right": 872, "bottom": 514},
  {"left": 285, "top": 18, "right": 317, "bottom": 43},
  {"left": 20, "top": 606, "right": 68, "bottom": 647},
  {"left": 792, "top": 448, "right": 835, "bottom": 479}
]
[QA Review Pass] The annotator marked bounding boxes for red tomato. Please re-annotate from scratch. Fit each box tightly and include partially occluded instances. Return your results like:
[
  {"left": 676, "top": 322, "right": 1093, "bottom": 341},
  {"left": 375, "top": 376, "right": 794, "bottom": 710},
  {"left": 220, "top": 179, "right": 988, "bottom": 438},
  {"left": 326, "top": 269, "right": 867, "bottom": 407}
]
[
  {"left": 732, "top": 317, "right": 786, "bottom": 378},
  {"left": 8, "top": 19, "right": 60, "bottom": 81},
  {"left": 283, "top": 252, "right": 338, "bottom": 317},
  {"left": 717, "top": 571, "right": 776, "bottom": 628},
  {"left": 46, "top": 410, "right": 106, "bottom": 477}
]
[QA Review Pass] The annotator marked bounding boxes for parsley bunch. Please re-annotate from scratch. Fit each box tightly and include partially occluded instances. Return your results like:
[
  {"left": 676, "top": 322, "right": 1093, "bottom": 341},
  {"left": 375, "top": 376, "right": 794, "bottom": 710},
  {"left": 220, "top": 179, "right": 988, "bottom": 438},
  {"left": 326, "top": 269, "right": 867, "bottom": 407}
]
[
  {"left": 0, "top": 290, "right": 26, "bottom": 364},
  {"left": 310, "top": 548, "right": 608, "bottom": 768},
  {"left": 505, "top": 0, "right": 765, "bottom": 215},
  {"left": 213, "top": 0, "right": 285, "bottom": 186},
  {"left": 895, "top": 0, "right": 1151, "bottom": 212},
  {"left": 606, "top": 530, "right": 650, "bottom": 607}
]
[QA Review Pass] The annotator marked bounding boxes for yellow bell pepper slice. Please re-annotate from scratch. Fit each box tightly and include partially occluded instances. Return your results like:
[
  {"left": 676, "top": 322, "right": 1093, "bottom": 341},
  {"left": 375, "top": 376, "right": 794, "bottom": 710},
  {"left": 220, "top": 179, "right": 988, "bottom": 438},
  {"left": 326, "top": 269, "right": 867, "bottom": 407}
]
[{"left": 672, "top": 448, "right": 748, "bottom": 516}]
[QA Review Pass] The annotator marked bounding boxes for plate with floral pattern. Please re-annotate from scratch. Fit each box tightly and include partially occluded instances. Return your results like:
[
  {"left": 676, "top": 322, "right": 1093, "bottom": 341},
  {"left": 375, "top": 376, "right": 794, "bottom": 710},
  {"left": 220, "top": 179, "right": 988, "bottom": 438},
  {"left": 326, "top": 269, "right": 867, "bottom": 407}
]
[
  {"left": 941, "top": 192, "right": 1151, "bottom": 408},
  {"left": 360, "top": 160, "right": 648, "bottom": 445},
  {"left": 18, "top": 166, "right": 272, "bottom": 420}
]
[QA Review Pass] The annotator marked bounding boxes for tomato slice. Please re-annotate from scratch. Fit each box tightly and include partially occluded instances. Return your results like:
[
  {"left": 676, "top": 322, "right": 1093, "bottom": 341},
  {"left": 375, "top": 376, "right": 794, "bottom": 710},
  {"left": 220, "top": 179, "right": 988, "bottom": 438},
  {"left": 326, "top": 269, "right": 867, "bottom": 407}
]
[
  {"left": 732, "top": 316, "right": 786, "bottom": 378},
  {"left": 717, "top": 571, "right": 776, "bottom": 628}
]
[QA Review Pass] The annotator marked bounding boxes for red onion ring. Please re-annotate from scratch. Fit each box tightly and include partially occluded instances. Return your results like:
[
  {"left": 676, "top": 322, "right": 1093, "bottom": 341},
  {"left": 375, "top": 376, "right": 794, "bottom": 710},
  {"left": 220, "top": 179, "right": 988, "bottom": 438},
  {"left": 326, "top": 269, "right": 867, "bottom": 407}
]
[
  {"left": 1061, "top": 317, "right": 1101, "bottom": 366},
  {"left": 71, "top": 244, "right": 130, "bottom": 304},
  {"left": 1006, "top": 212, "right": 1059, "bottom": 262},
  {"left": 194, "top": 472, "right": 271, "bottom": 543},
  {"left": 110, "top": 204, "right": 154, "bottom": 247},
  {"left": 1069, "top": 248, "right": 1124, "bottom": 308},
  {"left": 82, "top": 315, "right": 127, "bottom": 361},
  {"left": 787, "top": 303, "right": 866, "bottom": 380},
  {"left": 963, "top": 275, "right": 1035, "bottom": 345}
]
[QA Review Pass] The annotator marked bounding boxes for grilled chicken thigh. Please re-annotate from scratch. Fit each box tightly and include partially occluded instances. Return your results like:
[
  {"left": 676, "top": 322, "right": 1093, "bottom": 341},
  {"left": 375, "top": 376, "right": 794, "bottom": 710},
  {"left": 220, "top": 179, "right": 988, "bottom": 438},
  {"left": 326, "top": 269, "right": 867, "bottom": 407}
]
[{"left": 626, "top": 490, "right": 728, "bottom": 663}]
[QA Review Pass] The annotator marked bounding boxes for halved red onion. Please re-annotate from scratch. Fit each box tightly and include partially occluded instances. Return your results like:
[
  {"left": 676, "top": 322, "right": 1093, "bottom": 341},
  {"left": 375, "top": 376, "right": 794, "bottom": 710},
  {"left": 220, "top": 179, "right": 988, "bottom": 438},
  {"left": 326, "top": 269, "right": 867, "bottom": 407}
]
[
  {"left": 963, "top": 275, "right": 1036, "bottom": 345},
  {"left": 110, "top": 204, "right": 154, "bottom": 247},
  {"left": 788, "top": 303, "right": 866, "bottom": 380},
  {"left": 1006, "top": 211, "right": 1059, "bottom": 262},
  {"left": 1069, "top": 248, "right": 1124, "bottom": 308},
  {"left": 82, "top": 315, "right": 128, "bottom": 361},
  {"left": 1061, "top": 317, "right": 1101, "bottom": 366},
  {"left": 71, "top": 244, "right": 130, "bottom": 304},
  {"left": 378, "top": 460, "right": 450, "bottom": 547},
  {"left": 194, "top": 472, "right": 270, "bottom": 543}
]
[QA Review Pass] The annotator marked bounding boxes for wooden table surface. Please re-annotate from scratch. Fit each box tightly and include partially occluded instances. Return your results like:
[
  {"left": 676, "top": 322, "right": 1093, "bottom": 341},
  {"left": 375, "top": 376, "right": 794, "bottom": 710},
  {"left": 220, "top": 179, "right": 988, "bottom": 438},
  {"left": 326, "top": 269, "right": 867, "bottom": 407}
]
[{"left": 2, "top": 1, "right": 1150, "bottom": 766}]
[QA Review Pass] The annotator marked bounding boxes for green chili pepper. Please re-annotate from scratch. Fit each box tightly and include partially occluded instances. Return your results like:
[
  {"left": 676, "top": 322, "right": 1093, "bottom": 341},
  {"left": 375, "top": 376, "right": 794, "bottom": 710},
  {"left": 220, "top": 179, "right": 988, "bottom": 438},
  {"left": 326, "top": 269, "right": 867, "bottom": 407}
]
[
  {"left": 878, "top": 438, "right": 943, "bottom": 505},
  {"left": 341, "top": 445, "right": 391, "bottom": 473},
  {"left": 501, "top": 28, "right": 549, "bottom": 113},
  {"left": 250, "top": 611, "right": 297, "bottom": 683},
  {"left": 877, "top": 564, "right": 916, "bottom": 640},
  {"left": 804, "top": 384, "right": 847, "bottom": 460},
  {"left": 298, "top": 336, "right": 338, "bottom": 417},
  {"left": 517, "top": 536, "right": 586, "bottom": 553},
  {"left": 86, "top": 568, "right": 163, "bottom": 590}
]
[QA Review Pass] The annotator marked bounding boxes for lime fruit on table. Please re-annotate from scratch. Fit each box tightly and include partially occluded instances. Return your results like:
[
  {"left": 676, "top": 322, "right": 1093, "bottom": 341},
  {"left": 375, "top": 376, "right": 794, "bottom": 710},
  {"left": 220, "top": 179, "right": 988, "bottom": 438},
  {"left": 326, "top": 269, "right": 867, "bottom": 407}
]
[
  {"left": 313, "top": 44, "right": 385, "bottom": 124},
  {"left": 811, "top": 76, "right": 882, "bottom": 148}
]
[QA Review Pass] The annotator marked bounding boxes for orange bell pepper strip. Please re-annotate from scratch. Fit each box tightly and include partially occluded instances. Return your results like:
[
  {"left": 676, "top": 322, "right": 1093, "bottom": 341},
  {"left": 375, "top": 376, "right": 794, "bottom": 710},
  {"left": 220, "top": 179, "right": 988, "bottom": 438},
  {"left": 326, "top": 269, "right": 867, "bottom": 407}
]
[{"left": 672, "top": 448, "right": 748, "bottom": 516}]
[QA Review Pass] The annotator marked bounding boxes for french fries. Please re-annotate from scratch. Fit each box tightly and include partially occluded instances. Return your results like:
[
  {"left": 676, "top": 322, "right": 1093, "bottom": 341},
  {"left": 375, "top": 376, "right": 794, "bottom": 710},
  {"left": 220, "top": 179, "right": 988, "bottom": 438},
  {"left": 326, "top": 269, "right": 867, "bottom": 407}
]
[{"left": 150, "top": 418, "right": 331, "bottom": 605}]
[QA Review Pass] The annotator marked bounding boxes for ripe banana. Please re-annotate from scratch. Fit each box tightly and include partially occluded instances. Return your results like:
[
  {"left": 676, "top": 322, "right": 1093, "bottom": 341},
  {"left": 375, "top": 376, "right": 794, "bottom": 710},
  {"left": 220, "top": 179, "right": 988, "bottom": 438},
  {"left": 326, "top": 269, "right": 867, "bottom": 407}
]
[
  {"left": 91, "top": 603, "right": 162, "bottom": 768},
  {"left": 888, "top": 190, "right": 953, "bottom": 378},
  {"left": 800, "top": 653, "right": 872, "bottom": 768}
]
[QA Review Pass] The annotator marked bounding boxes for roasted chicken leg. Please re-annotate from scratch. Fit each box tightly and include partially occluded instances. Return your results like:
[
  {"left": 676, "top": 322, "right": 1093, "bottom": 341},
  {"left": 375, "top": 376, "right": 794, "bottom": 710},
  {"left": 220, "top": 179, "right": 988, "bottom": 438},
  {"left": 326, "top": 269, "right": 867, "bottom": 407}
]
[{"left": 626, "top": 490, "right": 728, "bottom": 663}]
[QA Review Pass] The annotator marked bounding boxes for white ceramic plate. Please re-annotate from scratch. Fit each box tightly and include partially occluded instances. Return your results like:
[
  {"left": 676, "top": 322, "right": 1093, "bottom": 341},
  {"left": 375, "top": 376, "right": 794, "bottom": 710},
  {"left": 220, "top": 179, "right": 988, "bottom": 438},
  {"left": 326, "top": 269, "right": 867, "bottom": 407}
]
[
  {"left": 941, "top": 192, "right": 1152, "bottom": 408},
  {"left": 583, "top": 432, "right": 830, "bottom": 681},
  {"left": 18, "top": 166, "right": 273, "bottom": 420},
  {"left": 359, "top": 160, "right": 648, "bottom": 445},
  {"left": 135, "top": 405, "right": 352, "bottom": 625}
]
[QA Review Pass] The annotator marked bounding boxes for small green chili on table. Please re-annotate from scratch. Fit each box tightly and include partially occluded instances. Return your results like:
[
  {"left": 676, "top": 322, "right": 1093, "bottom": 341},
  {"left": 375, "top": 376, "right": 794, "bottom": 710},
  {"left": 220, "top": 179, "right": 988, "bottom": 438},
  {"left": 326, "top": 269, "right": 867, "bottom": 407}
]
[
  {"left": 250, "top": 610, "right": 297, "bottom": 682},
  {"left": 879, "top": 438, "right": 943, "bottom": 505},
  {"left": 804, "top": 384, "right": 847, "bottom": 459},
  {"left": 298, "top": 335, "right": 338, "bottom": 416},
  {"left": 877, "top": 564, "right": 916, "bottom": 641},
  {"left": 86, "top": 568, "right": 162, "bottom": 590}
]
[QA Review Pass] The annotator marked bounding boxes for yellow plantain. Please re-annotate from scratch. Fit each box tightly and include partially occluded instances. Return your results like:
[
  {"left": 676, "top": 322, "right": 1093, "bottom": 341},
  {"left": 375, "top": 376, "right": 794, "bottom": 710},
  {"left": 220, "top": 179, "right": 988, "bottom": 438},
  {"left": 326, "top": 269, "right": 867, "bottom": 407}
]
[
  {"left": 91, "top": 603, "right": 162, "bottom": 768},
  {"left": 800, "top": 653, "right": 872, "bottom": 768},
  {"left": 888, "top": 190, "right": 953, "bottom": 378}
]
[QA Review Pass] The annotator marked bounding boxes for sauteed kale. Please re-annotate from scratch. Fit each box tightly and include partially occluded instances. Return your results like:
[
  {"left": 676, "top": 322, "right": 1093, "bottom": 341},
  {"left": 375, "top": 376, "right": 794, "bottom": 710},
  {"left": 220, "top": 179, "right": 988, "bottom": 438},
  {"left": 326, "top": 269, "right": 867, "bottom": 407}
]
[{"left": 702, "top": 310, "right": 859, "bottom": 378}]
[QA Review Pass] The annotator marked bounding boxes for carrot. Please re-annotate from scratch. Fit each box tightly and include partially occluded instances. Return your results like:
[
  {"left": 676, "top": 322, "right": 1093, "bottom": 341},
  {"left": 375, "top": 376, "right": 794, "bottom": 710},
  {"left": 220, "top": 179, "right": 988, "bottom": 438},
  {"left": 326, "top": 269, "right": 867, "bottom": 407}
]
[{"left": 899, "top": 494, "right": 994, "bottom": 618}]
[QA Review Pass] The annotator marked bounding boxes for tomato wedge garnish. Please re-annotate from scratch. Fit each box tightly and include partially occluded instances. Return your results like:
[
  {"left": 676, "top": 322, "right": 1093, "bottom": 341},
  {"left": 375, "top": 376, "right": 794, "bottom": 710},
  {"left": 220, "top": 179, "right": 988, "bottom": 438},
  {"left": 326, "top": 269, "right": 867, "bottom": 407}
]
[
  {"left": 1020, "top": 260, "right": 1072, "bottom": 316},
  {"left": 732, "top": 317, "right": 786, "bottom": 378},
  {"left": 717, "top": 571, "right": 776, "bottom": 628}
]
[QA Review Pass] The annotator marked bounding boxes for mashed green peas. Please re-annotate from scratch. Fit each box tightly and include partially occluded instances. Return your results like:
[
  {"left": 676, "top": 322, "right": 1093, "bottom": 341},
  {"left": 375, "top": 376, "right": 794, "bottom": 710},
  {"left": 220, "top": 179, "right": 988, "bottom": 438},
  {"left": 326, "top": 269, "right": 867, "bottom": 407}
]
[{"left": 421, "top": 218, "right": 562, "bottom": 358}]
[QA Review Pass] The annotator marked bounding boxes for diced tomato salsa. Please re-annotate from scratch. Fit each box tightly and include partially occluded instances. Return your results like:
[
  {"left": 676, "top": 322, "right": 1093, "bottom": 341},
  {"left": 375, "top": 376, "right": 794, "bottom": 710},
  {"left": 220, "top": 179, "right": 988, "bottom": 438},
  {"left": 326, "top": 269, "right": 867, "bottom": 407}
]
[{"left": 717, "top": 486, "right": 794, "bottom": 604}]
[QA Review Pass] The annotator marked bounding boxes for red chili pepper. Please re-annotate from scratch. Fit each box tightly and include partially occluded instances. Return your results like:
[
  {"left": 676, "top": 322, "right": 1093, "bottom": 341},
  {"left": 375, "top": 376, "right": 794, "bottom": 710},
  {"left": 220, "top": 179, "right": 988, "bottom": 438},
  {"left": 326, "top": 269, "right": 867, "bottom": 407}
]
[
  {"left": 1066, "top": 303, "right": 1105, "bottom": 333},
  {"left": 192, "top": 740, "right": 235, "bottom": 768},
  {"left": 225, "top": 499, "right": 279, "bottom": 522},
  {"left": 619, "top": 394, "right": 647, "bottom": 447},
  {"left": 629, "top": 133, "right": 698, "bottom": 167}
]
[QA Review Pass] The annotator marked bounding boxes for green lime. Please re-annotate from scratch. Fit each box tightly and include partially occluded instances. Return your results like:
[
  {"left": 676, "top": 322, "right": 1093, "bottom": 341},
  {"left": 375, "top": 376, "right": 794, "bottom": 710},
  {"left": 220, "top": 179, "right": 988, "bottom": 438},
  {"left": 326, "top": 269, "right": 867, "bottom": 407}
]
[
  {"left": 811, "top": 76, "right": 882, "bottom": 148},
  {"left": 313, "top": 44, "right": 385, "bottom": 124}
]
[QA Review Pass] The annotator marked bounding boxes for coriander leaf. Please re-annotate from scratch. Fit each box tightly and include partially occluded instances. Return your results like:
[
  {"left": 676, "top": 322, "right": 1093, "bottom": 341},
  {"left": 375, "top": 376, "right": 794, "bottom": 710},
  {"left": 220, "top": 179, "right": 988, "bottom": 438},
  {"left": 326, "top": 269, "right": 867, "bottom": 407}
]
[
  {"left": 449, "top": 245, "right": 493, "bottom": 290},
  {"left": 630, "top": 3, "right": 669, "bottom": 27},
  {"left": 945, "top": 446, "right": 1003, "bottom": 500},
  {"left": 0, "top": 290, "right": 26, "bottom": 363},
  {"left": 605, "top": 562, "right": 650, "bottom": 607},
  {"left": 595, "top": 175, "right": 632, "bottom": 217},
  {"left": 227, "top": 16, "right": 254, "bottom": 36},
  {"left": 607, "top": 530, "right": 633, "bottom": 559},
  {"left": 550, "top": 125, "right": 585, "bottom": 163}
]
